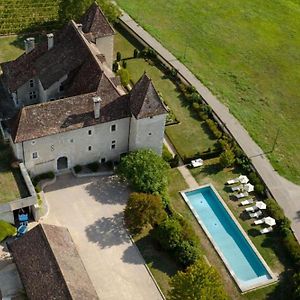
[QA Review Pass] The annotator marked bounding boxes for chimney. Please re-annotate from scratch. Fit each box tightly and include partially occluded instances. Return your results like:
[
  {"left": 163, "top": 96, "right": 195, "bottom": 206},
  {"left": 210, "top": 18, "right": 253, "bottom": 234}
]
[
  {"left": 93, "top": 96, "right": 101, "bottom": 119},
  {"left": 47, "top": 33, "right": 54, "bottom": 50},
  {"left": 24, "top": 37, "right": 35, "bottom": 54}
]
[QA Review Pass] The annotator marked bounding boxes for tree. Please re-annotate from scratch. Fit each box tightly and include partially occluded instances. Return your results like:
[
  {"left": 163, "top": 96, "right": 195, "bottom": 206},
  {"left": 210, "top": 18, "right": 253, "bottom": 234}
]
[
  {"left": 168, "top": 259, "right": 228, "bottom": 300},
  {"left": 124, "top": 193, "right": 166, "bottom": 234},
  {"left": 219, "top": 149, "right": 235, "bottom": 168},
  {"left": 59, "top": 0, "right": 120, "bottom": 24},
  {"left": 118, "top": 149, "right": 170, "bottom": 195}
]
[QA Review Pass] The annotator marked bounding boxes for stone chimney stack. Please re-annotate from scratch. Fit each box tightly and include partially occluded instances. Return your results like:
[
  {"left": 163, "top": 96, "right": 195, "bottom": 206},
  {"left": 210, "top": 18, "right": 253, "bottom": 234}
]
[
  {"left": 24, "top": 37, "right": 35, "bottom": 54},
  {"left": 93, "top": 96, "right": 101, "bottom": 119},
  {"left": 47, "top": 33, "right": 54, "bottom": 50}
]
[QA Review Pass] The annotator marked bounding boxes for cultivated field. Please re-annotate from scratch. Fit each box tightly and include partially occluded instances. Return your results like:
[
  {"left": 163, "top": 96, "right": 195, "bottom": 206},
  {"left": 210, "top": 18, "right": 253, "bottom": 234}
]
[
  {"left": 116, "top": 0, "right": 300, "bottom": 184},
  {"left": 0, "top": 0, "right": 59, "bottom": 34}
]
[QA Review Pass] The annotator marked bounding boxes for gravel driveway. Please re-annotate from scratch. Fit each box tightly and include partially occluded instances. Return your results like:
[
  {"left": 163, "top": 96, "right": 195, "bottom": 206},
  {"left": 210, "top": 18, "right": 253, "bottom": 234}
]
[{"left": 43, "top": 174, "right": 163, "bottom": 300}]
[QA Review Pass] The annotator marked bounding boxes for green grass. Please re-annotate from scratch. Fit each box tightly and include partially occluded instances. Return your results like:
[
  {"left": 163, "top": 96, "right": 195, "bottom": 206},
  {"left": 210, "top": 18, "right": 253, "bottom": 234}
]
[
  {"left": 0, "top": 36, "right": 24, "bottom": 63},
  {"left": 0, "top": 220, "right": 16, "bottom": 241},
  {"left": 0, "top": 140, "right": 27, "bottom": 203},
  {"left": 114, "top": 29, "right": 218, "bottom": 157},
  {"left": 116, "top": 0, "right": 300, "bottom": 184}
]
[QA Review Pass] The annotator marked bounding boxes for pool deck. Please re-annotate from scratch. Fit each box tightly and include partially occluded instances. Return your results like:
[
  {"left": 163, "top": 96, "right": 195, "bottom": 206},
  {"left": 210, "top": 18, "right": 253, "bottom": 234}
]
[{"left": 180, "top": 184, "right": 278, "bottom": 293}]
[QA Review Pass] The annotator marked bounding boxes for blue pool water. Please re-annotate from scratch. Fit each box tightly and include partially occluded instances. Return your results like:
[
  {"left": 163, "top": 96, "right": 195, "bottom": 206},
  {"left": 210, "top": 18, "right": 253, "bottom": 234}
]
[{"left": 184, "top": 186, "right": 273, "bottom": 290}]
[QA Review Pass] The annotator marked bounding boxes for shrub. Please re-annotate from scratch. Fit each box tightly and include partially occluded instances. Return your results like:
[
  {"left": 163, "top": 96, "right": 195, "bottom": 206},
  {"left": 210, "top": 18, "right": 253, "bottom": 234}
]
[
  {"left": 116, "top": 51, "right": 121, "bottom": 61},
  {"left": 124, "top": 193, "right": 167, "bottom": 235},
  {"left": 170, "top": 154, "right": 180, "bottom": 168},
  {"left": 192, "top": 102, "right": 200, "bottom": 111},
  {"left": 133, "top": 48, "right": 139, "bottom": 58},
  {"left": 235, "top": 154, "right": 252, "bottom": 173},
  {"left": 153, "top": 217, "right": 201, "bottom": 268},
  {"left": 162, "top": 144, "right": 173, "bottom": 162},
  {"left": 205, "top": 119, "right": 222, "bottom": 139},
  {"left": 198, "top": 111, "right": 209, "bottom": 121},
  {"left": 219, "top": 149, "right": 235, "bottom": 168},
  {"left": 32, "top": 171, "right": 55, "bottom": 186},
  {"left": 118, "top": 149, "right": 170, "bottom": 196},
  {"left": 254, "top": 183, "right": 265, "bottom": 196},
  {"left": 265, "top": 198, "right": 285, "bottom": 223},
  {"left": 74, "top": 165, "right": 82, "bottom": 173},
  {"left": 112, "top": 61, "right": 119, "bottom": 72},
  {"left": 283, "top": 231, "right": 300, "bottom": 269},
  {"left": 117, "top": 68, "right": 130, "bottom": 86},
  {"left": 35, "top": 186, "right": 42, "bottom": 193},
  {"left": 87, "top": 162, "right": 99, "bottom": 172}
]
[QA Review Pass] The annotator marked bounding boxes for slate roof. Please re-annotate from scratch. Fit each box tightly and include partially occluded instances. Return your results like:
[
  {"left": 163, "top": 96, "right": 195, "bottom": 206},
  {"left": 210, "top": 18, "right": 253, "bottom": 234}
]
[
  {"left": 8, "top": 224, "right": 98, "bottom": 300},
  {"left": 129, "top": 73, "right": 168, "bottom": 119},
  {"left": 81, "top": 1, "right": 115, "bottom": 41},
  {"left": 1, "top": 21, "right": 101, "bottom": 92},
  {"left": 10, "top": 74, "right": 130, "bottom": 143}
]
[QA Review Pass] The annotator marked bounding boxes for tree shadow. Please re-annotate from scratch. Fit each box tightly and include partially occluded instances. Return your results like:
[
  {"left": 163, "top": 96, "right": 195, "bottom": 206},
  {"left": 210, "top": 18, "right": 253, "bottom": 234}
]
[
  {"left": 128, "top": 233, "right": 180, "bottom": 276},
  {"left": 10, "top": 20, "right": 61, "bottom": 50},
  {"left": 247, "top": 228, "right": 260, "bottom": 237},
  {"left": 201, "top": 162, "right": 222, "bottom": 175},
  {"left": 85, "top": 211, "right": 130, "bottom": 249},
  {"left": 84, "top": 175, "right": 129, "bottom": 205}
]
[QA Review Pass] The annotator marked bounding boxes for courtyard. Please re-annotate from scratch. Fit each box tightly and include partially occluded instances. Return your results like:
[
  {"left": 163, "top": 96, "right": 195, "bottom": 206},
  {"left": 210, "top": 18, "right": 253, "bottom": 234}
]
[{"left": 43, "top": 174, "right": 163, "bottom": 300}]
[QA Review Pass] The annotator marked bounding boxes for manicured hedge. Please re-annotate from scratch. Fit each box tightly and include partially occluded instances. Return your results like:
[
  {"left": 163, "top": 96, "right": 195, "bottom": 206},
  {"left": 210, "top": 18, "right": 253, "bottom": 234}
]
[{"left": 32, "top": 171, "right": 55, "bottom": 186}]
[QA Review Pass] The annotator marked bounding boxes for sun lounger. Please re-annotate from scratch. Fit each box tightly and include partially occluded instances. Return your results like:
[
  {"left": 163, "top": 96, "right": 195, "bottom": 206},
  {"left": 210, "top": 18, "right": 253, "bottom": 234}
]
[
  {"left": 260, "top": 227, "right": 273, "bottom": 234},
  {"left": 249, "top": 210, "right": 262, "bottom": 218},
  {"left": 241, "top": 198, "right": 254, "bottom": 206},
  {"left": 191, "top": 158, "right": 203, "bottom": 168},
  {"left": 231, "top": 185, "right": 243, "bottom": 192},
  {"left": 254, "top": 218, "right": 265, "bottom": 225},
  {"left": 227, "top": 177, "right": 240, "bottom": 185},
  {"left": 245, "top": 205, "right": 258, "bottom": 212},
  {"left": 235, "top": 192, "right": 249, "bottom": 199}
]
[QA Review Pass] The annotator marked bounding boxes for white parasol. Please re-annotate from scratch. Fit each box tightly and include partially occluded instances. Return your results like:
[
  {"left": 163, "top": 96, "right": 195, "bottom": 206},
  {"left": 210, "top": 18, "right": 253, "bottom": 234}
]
[
  {"left": 238, "top": 175, "right": 249, "bottom": 184},
  {"left": 256, "top": 201, "right": 267, "bottom": 210},
  {"left": 264, "top": 216, "right": 276, "bottom": 226},
  {"left": 244, "top": 183, "right": 254, "bottom": 192}
]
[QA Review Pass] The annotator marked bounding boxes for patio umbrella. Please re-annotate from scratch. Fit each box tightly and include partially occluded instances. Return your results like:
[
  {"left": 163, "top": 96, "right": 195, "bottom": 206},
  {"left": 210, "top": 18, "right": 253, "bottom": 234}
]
[
  {"left": 244, "top": 183, "right": 254, "bottom": 192},
  {"left": 264, "top": 217, "right": 276, "bottom": 226},
  {"left": 238, "top": 175, "right": 249, "bottom": 184},
  {"left": 256, "top": 201, "right": 267, "bottom": 210}
]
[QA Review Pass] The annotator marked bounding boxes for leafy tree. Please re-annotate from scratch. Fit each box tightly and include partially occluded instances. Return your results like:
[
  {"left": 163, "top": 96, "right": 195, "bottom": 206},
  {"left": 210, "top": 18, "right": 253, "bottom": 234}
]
[
  {"left": 124, "top": 193, "right": 166, "bottom": 235},
  {"left": 168, "top": 259, "right": 228, "bottom": 300},
  {"left": 219, "top": 149, "right": 235, "bottom": 168},
  {"left": 291, "top": 272, "right": 300, "bottom": 300},
  {"left": 59, "top": 0, "right": 120, "bottom": 24},
  {"left": 118, "top": 149, "right": 169, "bottom": 195}
]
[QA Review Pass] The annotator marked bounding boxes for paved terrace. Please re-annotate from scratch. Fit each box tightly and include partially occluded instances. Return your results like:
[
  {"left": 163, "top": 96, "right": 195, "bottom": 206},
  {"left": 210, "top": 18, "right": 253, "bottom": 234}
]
[{"left": 120, "top": 13, "right": 300, "bottom": 241}]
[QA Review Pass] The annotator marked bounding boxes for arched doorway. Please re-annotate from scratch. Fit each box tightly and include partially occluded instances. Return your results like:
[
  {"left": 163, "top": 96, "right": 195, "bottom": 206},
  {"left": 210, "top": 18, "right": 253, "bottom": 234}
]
[{"left": 57, "top": 156, "right": 68, "bottom": 171}]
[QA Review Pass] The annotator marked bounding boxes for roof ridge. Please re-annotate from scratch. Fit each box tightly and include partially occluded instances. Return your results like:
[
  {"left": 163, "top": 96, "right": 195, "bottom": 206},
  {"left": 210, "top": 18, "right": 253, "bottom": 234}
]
[{"left": 39, "top": 224, "right": 73, "bottom": 299}]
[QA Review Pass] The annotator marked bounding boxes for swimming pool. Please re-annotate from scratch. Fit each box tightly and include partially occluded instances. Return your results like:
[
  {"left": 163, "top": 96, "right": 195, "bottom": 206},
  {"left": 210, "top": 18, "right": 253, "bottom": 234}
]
[{"left": 181, "top": 184, "right": 276, "bottom": 292}]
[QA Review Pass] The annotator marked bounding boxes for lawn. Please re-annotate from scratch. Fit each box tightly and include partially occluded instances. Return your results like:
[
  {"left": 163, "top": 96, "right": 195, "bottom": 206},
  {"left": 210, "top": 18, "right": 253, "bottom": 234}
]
[
  {"left": 114, "top": 28, "right": 218, "bottom": 157},
  {"left": 116, "top": 0, "right": 300, "bottom": 184},
  {"left": 0, "top": 140, "right": 28, "bottom": 204},
  {"left": 0, "top": 36, "right": 24, "bottom": 64}
]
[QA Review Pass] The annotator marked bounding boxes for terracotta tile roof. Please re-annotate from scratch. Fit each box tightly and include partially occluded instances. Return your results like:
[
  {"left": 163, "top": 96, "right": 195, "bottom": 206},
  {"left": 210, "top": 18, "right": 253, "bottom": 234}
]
[
  {"left": 10, "top": 74, "right": 130, "bottom": 143},
  {"left": 81, "top": 2, "right": 115, "bottom": 40},
  {"left": 129, "top": 73, "right": 168, "bottom": 119},
  {"left": 8, "top": 224, "right": 98, "bottom": 300}
]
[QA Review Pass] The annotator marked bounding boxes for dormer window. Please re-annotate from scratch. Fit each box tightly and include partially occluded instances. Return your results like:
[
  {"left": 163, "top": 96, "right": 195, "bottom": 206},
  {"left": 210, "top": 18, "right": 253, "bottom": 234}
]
[{"left": 29, "top": 79, "right": 34, "bottom": 88}]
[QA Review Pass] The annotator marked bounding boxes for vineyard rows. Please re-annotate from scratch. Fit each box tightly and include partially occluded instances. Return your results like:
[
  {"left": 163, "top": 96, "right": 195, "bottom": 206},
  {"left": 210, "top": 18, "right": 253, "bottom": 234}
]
[{"left": 0, "top": 0, "right": 60, "bottom": 34}]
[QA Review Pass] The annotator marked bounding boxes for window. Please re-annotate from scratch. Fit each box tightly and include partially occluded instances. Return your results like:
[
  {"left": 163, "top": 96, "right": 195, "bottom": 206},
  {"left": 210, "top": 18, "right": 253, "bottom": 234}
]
[
  {"left": 88, "top": 130, "right": 92, "bottom": 135},
  {"left": 29, "top": 79, "right": 34, "bottom": 88},
  {"left": 148, "top": 132, "right": 152, "bottom": 136},
  {"left": 32, "top": 152, "right": 38, "bottom": 159},
  {"left": 31, "top": 140, "right": 36, "bottom": 145},
  {"left": 111, "top": 140, "right": 116, "bottom": 150},
  {"left": 88, "top": 146, "right": 92, "bottom": 151},
  {"left": 101, "top": 158, "right": 106, "bottom": 163},
  {"left": 111, "top": 124, "right": 116, "bottom": 132},
  {"left": 29, "top": 91, "right": 37, "bottom": 100}
]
